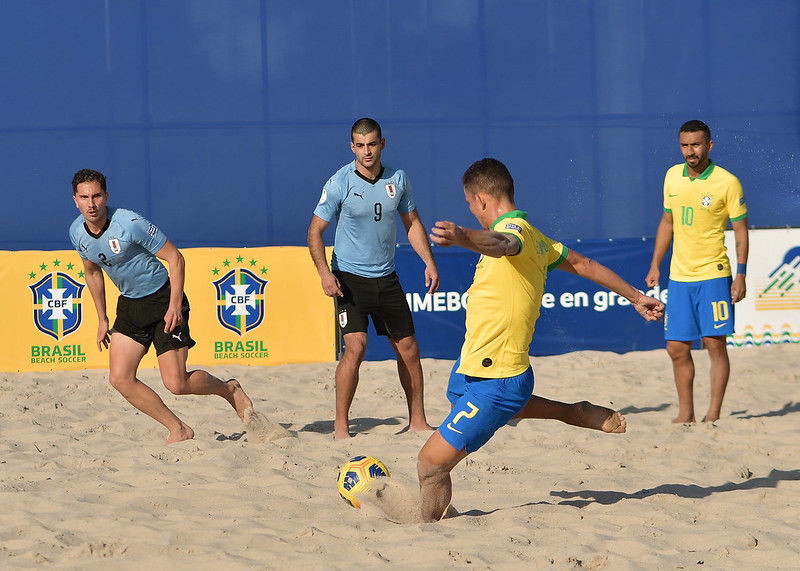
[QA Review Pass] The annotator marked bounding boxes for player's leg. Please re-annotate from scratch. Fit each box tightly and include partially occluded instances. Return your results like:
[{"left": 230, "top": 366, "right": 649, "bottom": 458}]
[
  {"left": 664, "top": 280, "right": 699, "bottom": 423},
  {"left": 513, "top": 395, "right": 626, "bottom": 433},
  {"left": 417, "top": 430, "right": 468, "bottom": 522},
  {"left": 667, "top": 340, "right": 695, "bottom": 422},
  {"left": 702, "top": 335, "right": 729, "bottom": 422},
  {"left": 335, "top": 332, "right": 367, "bottom": 439},
  {"left": 389, "top": 335, "right": 432, "bottom": 432},
  {"left": 156, "top": 346, "right": 253, "bottom": 420},
  {"left": 697, "top": 277, "right": 735, "bottom": 422},
  {"left": 108, "top": 332, "right": 193, "bottom": 443}
]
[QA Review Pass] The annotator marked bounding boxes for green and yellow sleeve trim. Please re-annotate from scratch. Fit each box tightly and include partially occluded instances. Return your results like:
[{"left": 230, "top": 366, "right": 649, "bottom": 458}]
[{"left": 547, "top": 246, "right": 569, "bottom": 271}]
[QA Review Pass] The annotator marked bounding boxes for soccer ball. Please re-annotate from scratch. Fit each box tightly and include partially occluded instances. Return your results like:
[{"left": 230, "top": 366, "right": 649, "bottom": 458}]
[{"left": 337, "top": 455, "right": 390, "bottom": 509}]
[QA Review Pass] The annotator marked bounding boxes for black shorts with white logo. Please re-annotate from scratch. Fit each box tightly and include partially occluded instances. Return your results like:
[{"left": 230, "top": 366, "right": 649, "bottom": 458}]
[
  {"left": 113, "top": 280, "right": 196, "bottom": 356},
  {"left": 333, "top": 270, "right": 415, "bottom": 339}
]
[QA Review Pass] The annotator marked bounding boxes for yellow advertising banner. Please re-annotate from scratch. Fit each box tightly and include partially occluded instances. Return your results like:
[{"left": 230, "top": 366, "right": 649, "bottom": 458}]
[{"left": 0, "top": 247, "right": 336, "bottom": 372}]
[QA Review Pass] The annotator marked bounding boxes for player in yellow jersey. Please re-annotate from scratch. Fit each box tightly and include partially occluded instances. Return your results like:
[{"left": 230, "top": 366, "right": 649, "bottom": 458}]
[
  {"left": 646, "top": 120, "right": 749, "bottom": 424},
  {"left": 415, "top": 158, "right": 665, "bottom": 522}
]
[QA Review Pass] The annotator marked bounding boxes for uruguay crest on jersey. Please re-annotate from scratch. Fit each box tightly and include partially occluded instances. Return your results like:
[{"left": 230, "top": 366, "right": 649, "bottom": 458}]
[
  {"left": 29, "top": 272, "right": 85, "bottom": 341},
  {"left": 212, "top": 268, "right": 269, "bottom": 336},
  {"left": 385, "top": 183, "right": 396, "bottom": 199}
]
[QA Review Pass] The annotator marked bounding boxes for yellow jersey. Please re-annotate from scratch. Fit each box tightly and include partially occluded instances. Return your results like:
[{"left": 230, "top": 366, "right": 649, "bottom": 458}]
[
  {"left": 663, "top": 161, "right": 747, "bottom": 281},
  {"left": 457, "top": 211, "right": 567, "bottom": 378}
]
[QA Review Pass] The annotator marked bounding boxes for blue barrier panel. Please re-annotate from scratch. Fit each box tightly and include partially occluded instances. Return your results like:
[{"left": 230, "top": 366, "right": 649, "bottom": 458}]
[{"left": 364, "top": 239, "right": 672, "bottom": 361}]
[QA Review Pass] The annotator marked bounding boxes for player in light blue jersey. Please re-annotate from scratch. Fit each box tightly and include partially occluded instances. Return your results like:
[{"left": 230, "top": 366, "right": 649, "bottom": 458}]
[
  {"left": 71, "top": 169, "right": 254, "bottom": 444},
  {"left": 308, "top": 118, "right": 439, "bottom": 439}
]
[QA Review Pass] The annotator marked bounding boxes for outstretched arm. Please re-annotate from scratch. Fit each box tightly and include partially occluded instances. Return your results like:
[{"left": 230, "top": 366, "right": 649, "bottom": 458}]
[
  {"left": 82, "top": 258, "right": 110, "bottom": 350},
  {"left": 307, "top": 214, "right": 342, "bottom": 297},
  {"left": 430, "top": 220, "right": 520, "bottom": 258},
  {"left": 154, "top": 240, "right": 186, "bottom": 333},
  {"left": 399, "top": 209, "right": 439, "bottom": 294},
  {"left": 646, "top": 211, "right": 674, "bottom": 287},
  {"left": 559, "top": 249, "right": 664, "bottom": 321},
  {"left": 731, "top": 217, "right": 749, "bottom": 303}
]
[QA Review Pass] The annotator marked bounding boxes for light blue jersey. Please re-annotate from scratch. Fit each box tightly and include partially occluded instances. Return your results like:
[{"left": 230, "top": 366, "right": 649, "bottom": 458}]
[
  {"left": 313, "top": 161, "right": 415, "bottom": 278},
  {"left": 69, "top": 207, "right": 169, "bottom": 299}
]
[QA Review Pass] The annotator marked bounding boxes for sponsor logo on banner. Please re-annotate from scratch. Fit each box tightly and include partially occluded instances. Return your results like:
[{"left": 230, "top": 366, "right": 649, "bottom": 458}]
[
  {"left": 29, "top": 271, "right": 85, "bottom": 341},
  {"left": 385, "top": 183, "right": 396, "bottom": 199},
  {"left": 755, "top": 246, "right": 800, "bottom": 311},
  {"left": 210, "top": 255, "right": 270, "bottom": 361}
]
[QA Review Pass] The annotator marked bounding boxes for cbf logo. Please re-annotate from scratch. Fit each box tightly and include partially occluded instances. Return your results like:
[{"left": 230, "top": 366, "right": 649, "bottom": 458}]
[
  {"left": 212, "top": 268, "right": 269, "bottom": 336},
  {"left": 29, "top": 272, "right": 85, "bottom": 341}
]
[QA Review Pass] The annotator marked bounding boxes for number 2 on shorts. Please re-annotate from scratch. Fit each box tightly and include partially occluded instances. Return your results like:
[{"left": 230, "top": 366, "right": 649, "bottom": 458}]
[{"left": 446, "top": 401, "right": 479, "bottom": 434}]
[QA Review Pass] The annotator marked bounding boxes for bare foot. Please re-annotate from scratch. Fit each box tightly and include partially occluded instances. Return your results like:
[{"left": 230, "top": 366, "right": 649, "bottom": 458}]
[
  {"left": 672, "top": 415, "right": 696, "bottom": 424},
  {"left": 702, "top": 413, "right": 719, "bottom": 423},
  {"left": 225, "top": 379, "right": 253, "bottom": 421},
  {"left": 166, "top": 422, "right": 194, "bottom": 444},
  {"left": 407, "top": 422, "right": 434, "bottom": 433},
  {"left": 575, "top": 401, "right": 627, "bottom": 433},
  {"left": 334, "top": 430, "right": 352, "bottom": 440}
]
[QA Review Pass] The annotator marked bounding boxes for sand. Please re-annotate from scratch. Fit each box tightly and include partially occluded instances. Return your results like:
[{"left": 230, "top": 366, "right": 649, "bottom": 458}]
[{"left": 1, "top": 344, "right": 799, "bottom": 569}]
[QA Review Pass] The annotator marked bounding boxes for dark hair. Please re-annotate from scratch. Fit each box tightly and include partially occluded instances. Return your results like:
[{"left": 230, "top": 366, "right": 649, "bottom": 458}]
[
  {"left": 462, "top": 158, "right": 514, "bottom": 201},
  {"left": 72, "top": 169, "right": 107, "bottom": 194},
  {"left": 351, "top": 117, "right": 382, "bottom": 141},
  {"left": 679, "top": 120, "right": 711, "bottom": 140}
]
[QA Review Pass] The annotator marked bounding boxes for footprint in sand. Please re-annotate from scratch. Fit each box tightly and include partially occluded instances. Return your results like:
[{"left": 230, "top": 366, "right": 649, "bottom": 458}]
[{"left": 243, "top": 408, "right": 293, "bottom": 442}]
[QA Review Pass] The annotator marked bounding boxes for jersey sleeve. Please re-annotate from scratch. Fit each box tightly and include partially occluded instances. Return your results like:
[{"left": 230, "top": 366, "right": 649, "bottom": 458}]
[
  {"left": 663, "top": 173, "right": 672, "bottom": 213},
  {"left": 725, "top": 176, "right": 747, "bottom": 222},
  {"left": 544, "top": 236, "right": 568, "bottom": 271},
  {"left": 313, "top": 175, "right": 344, "bottom": 222},
  {"left": 68, "top": 224, "right": 87, "bottom": 259},
  {"left": 397, "top": 170, "right": 416, "bottom": 214},
  {"left": 127, "top": 214, "right": 168, "bottom": 254}
]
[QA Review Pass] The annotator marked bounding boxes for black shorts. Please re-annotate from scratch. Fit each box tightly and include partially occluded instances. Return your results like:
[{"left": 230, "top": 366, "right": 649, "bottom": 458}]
[
  {"left": 334, "top": 271, "right": 415, "bottom": 339},
  {"left": 113, "top": 281, "right": 196, "bottom": 356}
]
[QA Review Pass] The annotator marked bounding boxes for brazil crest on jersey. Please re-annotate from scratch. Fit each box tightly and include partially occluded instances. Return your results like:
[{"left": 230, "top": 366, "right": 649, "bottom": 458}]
[
  {"left": 663, "top": 160, "right": 747, "bottom": 281},
  {"left": 313, "top": 161, "right": 415, "bottom": 278},
  {"left": 457, "top": 211, "right": 567, "bottom": 378},
  {"left": 69, "top": 207, "right": 169, "bottom": 298}
]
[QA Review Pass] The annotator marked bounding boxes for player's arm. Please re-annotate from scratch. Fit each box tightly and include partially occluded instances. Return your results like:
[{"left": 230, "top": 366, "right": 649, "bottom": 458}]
[
  {"left": 731, "top": 217, "right": 749, "bottom": 303},
  {"left": 81, "top": 258, "right": 111, "bottom": 350},
  {"left": 646, "top": 211, "right": 674, "bottom": 287},
  {"left": 558, "top": 249, "right": 664, "bottom": 322},
  {"left": 399, "top": 209, "right": 439, "bottom": 294},
  {"left": 430, "top": 220, "right": 519, "bottom": 258},
  {"left": 307, "top": 214, "right": 342, "bottom": 297},
  {"left": 154, "top": 239, "right": 186, "bottom": 333}
]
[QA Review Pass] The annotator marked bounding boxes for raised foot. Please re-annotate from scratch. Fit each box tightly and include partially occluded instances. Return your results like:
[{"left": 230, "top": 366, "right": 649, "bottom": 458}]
[
  {"left": 166, "top": 423, "right": 194, "bottom": 444},
  {"left": 576, "top": 401, "right": 627, "bottom": 433},
  {"left": 226, "top": 379, "right": 254, "bottom": 421}
]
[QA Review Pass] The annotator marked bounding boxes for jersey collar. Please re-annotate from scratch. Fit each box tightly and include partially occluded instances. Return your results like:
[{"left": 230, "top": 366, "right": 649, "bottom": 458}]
[
  {"left": 353, "top": 162, "right": 385, "bottom": 184},
  {"left": 491, "top": 210, "right": 528, "bottom": 230},
  {"left": 682, "top": 159, "right": 715, "bottom": 181},
  {"left": 83, "top": 216, "right": 111, "bottom": 239}
]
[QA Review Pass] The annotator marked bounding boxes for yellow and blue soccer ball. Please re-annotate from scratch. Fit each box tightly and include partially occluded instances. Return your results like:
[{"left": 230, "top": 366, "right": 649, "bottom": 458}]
[{"left": 337, "top": 455, "right": 390, "bottom": 509}]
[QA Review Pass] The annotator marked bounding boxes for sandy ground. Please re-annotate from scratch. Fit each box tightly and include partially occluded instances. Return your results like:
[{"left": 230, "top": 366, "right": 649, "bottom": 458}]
[{"left": 1, "top": 344, "right": 799, "bottom": 569}]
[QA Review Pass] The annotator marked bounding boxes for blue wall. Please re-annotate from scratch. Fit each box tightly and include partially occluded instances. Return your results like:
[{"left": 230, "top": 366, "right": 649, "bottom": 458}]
[{"left": 1, "top": 0, "right": 798, "bottom": 251}]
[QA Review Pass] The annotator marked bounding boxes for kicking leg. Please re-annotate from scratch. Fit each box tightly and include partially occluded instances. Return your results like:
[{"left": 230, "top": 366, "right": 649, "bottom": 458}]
[
  {"left": 515, "top": 395, "right": 626, "bottom": 433},
  {"left": 667, "top": 340, "right": 695, "bottom": 423},
  {"left": 157, "top": 346, "right": 253, "bottom": 421},
  {"left": 417, "top": 430, "right": 469, "bottom": 522},
  {"left": 390, "top": 335, "right": 433, "bottom": 433},
  {"left": 108, "top": 332, "right": 193, "bottom": 444}
]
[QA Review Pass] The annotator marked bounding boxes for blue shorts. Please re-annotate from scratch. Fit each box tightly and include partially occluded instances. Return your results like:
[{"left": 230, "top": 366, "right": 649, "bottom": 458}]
[
  {"left": 440, "top": 359, "right": 534, "bottom": 453},
  {"left": 665, "top": 277, "right": 734, "bottom": 341}
]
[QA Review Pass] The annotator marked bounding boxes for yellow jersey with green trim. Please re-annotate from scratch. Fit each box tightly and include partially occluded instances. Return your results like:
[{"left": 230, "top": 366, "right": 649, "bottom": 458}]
[
  {"left": 457, "top": 210, "right": 567, "bottom": 378},
  {"left": 663, "top": 160, "right": 747, "bottom": 281}
]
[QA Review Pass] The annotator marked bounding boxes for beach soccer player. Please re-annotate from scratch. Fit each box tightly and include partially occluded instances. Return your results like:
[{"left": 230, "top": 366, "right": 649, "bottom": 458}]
[
  {"left": 307, "top": 118, "right": 439, "bottom": 439},
  {"left": 646, "top": 120, "right": 749, "bottom": 423},
  {"left": 69, "top": 168, "right": 254, "bottom": 444},
  {"left": 416, "top": 158, "right": 665, "bottom": 522}
]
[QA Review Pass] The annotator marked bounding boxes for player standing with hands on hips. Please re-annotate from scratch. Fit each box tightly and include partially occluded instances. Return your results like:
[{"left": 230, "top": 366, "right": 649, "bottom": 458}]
[
  {"left": 646, "top": 120, "right": 749, "bottom": 423},
  {"left": 70, "top": 169, "right": 254, "bottom": 444},
  {"left": 307, "top": 118, "right": 438, "bottom": 440}
]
